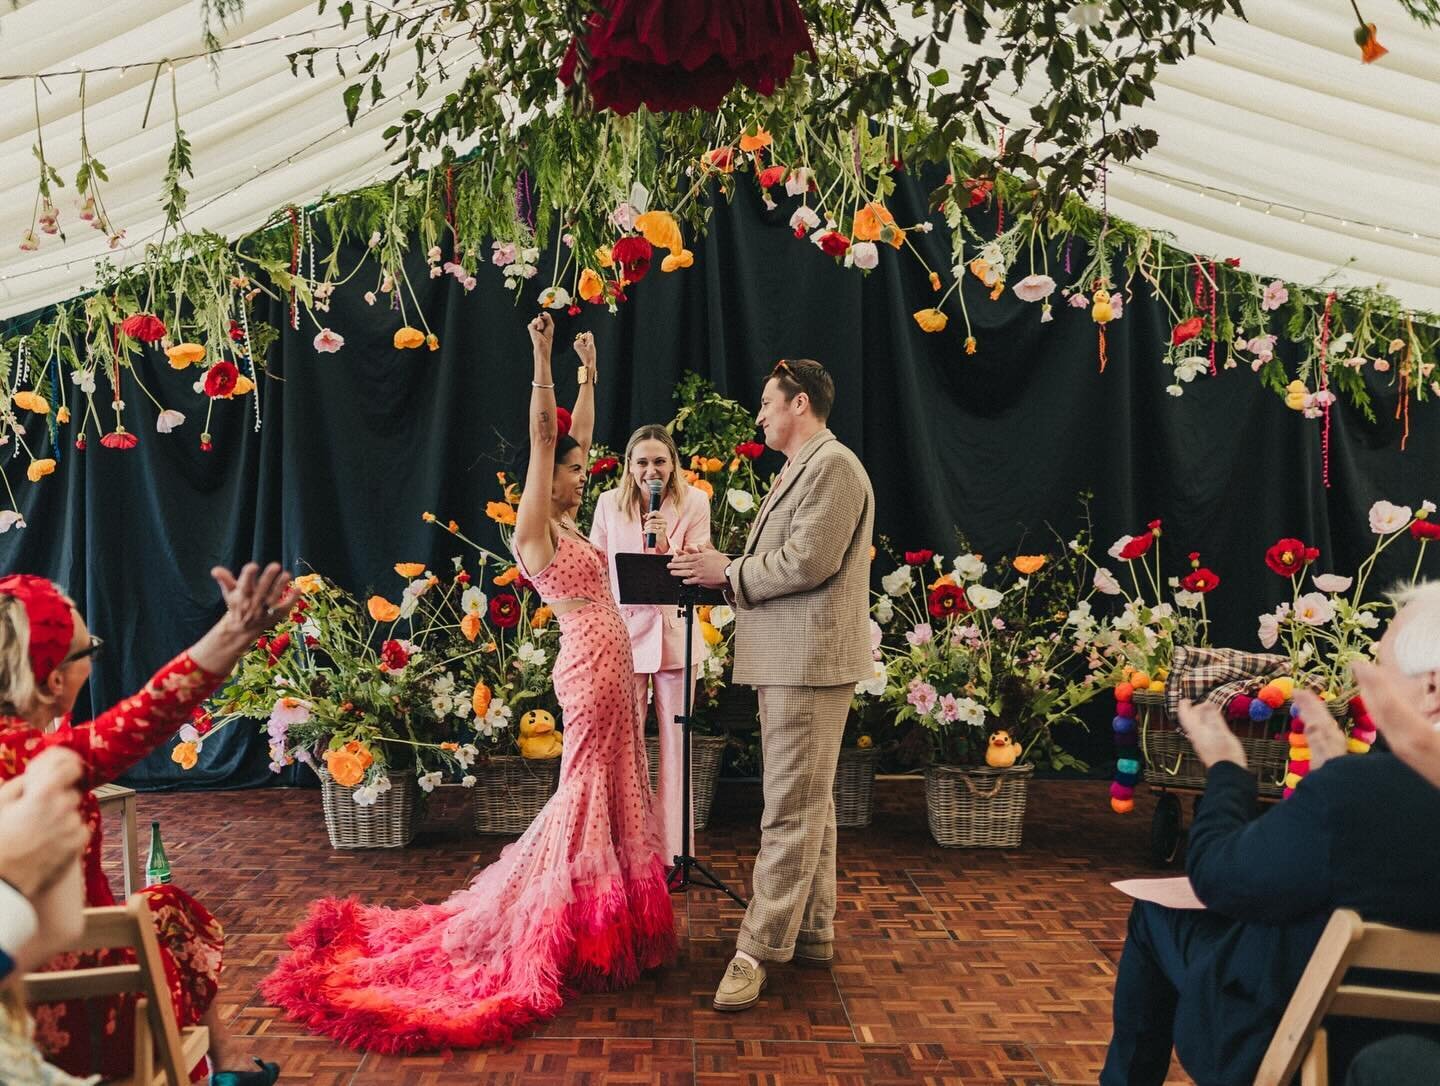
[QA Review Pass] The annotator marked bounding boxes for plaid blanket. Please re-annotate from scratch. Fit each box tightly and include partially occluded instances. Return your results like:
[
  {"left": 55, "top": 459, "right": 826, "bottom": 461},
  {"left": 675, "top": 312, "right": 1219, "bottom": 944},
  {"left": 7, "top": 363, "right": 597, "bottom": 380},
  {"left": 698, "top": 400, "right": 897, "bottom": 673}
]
[{"left": 1164, "top": 645, "right": 1288, "bottom": 720}]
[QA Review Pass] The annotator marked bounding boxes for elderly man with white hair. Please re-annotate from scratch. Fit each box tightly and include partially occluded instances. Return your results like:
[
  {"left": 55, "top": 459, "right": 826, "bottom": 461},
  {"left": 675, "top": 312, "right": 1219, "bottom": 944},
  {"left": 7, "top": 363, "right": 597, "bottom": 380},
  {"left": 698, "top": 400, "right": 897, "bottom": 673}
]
[{"left": 1102, "top": 580, "right": 1440, "bottom": 1086}]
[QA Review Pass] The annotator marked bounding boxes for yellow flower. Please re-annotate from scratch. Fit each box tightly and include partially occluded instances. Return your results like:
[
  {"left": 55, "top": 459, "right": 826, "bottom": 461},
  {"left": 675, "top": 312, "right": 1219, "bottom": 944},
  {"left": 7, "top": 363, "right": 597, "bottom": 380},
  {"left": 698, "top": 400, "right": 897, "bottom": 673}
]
[
  {"left": 738, "top": 129, "right": 772, "bottom": 152},
  {"left": 486, "top": 501, "right": 517, "bottom": 526},
  {"left": 1013, "top": 555, "right": 1047, "bottom": 575},
  {"left": 367, "top": 596, "right": 401, "bottom": 622},
  {"left": 692, "top": 478, "right": 714, "bottom": 499},
  {"left": 422, "top": 511, "right": 437, "bottom": 522},
  {"left": 851, "top": 202, "right": 896, "bottom": 244},
  {"left": 578, "top": 268, "right": 604, "bottom": 302},
  {"left": 705, "top": 457, "right": 724, "bottom": 473},
  {"left": 494, "top": 566, "right": 521, "bottom": 587},
  {"left": 171, "top": 741, "right": 199, "bottom": 770},
  {"left": 165, "top": 343, "right": 206, "bottom": 369},
  {"left": 26, "top": 459, "right": 56, "bottom": 482},
  {"left": 531, "top": 605, "right": 553, "bottom": 629},
  {"left": 595, "top": 246, "right": 614, "bottom": 269},
  {"left": 661, "top": 250, "right": 694, "bottom": 273},
  {"left": 696, "top": 606, "right": 714, "bottom": 623},
  {"left": 12, "top": 391, "right": 49, "bottom": 415},
  {"left": 230, "top": 375, "right": 255, "bottom": 397},
  {"left": 393, "top": 326, "right": 425, "bottom": 350},
  {"left": 426, "top": 333, "right": 440, "bottom": 351},
  {"left": 460, "top": 612, "right": 482, "bottom": 642},
  {"left": 930, "top": 574, "right": 956, "bottom": 590},
  {"left": 964, "top": 337, "right": 977, "bottom": 355},
  {"left": 929, "top": 272, "right": 941, "bottom": 292},
  {"left": 292, "top": 573, "right": 324, "bottom": 594},
  {"left": 634, "top": 210, "right": 683, "bottom": 253},
  {"left": 700, "top": 620, "right": 722, "bottom": 646},
  {"left": 912, "top": 308, "right": 948, "bottom": 333},
  {"left": 56, "top": 406, "right": 70, "bottom": 424},
  {"left": 395, "top": 562, "right": 426, "bottom": 578}
]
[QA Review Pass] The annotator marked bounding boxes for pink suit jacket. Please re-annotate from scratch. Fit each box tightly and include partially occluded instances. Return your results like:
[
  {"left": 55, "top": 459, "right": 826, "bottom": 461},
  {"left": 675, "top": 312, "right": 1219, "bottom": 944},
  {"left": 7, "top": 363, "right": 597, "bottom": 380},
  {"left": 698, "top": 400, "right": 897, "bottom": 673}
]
[{"left": 590, "top": 484, "right": 711, "bottom": 674}]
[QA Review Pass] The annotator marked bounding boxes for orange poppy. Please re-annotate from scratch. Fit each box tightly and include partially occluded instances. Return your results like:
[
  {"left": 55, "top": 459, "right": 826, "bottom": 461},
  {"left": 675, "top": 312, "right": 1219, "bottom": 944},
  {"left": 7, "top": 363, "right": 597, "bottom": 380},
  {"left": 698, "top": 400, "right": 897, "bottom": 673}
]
[
  {"left": 324, "top": 749, "right": 365, "bottom": 787},
  {"left": 460, "top": 613, "right": 482, "bottom": 642},
  {"left": 368, "top": 596, "right": 401, "bottom": 622},
  {"left": 1013, "top": 555, "right": 1047, "bottom": 575},
  {"left": 486, "top": 501, "right": 517, "bottom": 526},
  {"left": 395, "top": 562, "right": 426, "bottom": 578}
]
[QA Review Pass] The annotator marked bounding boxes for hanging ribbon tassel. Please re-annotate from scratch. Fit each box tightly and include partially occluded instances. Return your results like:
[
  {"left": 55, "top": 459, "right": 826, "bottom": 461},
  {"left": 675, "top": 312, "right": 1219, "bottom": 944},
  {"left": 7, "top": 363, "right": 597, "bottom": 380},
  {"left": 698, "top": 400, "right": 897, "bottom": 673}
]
[
  {"left": 1398, "top": 316, "right": 1414, "bottom": 451},
  {"left": 47, "top": 352, "right": 61, "bottom": 465},
  {"left": 1208, "top": 261, "right": 1218, "bottom": 377},
  {"left": 1098, "top": 326, "right": 1108, "bottom": 373},
  {"left": 995, "top": 126, "right": 1006, "bottom": 235},
  {"left": 1318, "top": 292, "right": 1336, "bottom": 489},
  {"left": 287, "top": 206, "right": 300, "bottom": 331}
]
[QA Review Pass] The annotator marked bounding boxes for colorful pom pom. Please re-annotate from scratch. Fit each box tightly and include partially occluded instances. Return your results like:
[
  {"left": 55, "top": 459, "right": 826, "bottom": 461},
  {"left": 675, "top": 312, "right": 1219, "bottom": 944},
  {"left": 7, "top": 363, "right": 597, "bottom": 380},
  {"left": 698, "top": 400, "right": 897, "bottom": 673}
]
[
  {"left": 1228, "top": 695, "right": 1254, "bottom": 720},
  {"left": 1111, "top": 797, "right": 1136, "bottom": 814},
  {"left": 1249, "top": 699, "right": 1275, "bottom": 722}
]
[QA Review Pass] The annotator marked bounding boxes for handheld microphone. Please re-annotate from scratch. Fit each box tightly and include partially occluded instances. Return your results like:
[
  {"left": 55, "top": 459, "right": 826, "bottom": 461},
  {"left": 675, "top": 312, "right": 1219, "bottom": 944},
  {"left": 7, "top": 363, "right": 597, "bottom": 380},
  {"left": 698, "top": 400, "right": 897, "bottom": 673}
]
[{"left": 645, "top": 479, "right": 663, "bottom": 550}]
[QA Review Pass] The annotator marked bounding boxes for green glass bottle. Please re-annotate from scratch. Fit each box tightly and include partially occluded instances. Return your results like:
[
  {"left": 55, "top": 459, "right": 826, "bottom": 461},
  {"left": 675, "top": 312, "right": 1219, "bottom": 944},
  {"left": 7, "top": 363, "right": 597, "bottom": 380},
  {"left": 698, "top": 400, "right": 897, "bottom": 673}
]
[{"left": 145, "top": 820, "right": 171, "bottom": 887}]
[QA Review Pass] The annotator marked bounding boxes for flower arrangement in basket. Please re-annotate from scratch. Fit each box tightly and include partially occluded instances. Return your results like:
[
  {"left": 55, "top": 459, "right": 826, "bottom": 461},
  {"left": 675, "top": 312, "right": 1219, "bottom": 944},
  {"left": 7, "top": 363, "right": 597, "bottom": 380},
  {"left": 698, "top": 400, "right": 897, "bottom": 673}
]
[
  {"left": 870, "top": 530, "right": 1102, "bottom": 772},
  {"left": 1069, "top": 517, "right": 1220, "bottom": 813}
]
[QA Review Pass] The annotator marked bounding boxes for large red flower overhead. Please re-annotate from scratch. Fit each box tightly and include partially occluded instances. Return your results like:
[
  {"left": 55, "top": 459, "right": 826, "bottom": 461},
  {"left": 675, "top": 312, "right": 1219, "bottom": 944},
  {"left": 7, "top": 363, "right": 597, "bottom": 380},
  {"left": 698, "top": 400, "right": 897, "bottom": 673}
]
[{"left": 558, "top": 0, "right": 815, "bottom": 115}]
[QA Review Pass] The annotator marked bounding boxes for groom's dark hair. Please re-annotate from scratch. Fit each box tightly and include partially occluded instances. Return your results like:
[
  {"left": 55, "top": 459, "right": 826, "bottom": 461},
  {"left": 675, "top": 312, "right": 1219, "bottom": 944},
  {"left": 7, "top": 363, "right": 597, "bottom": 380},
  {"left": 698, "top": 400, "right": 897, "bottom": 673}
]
[{"left": 769, "top": 359, "right": 834, "bottom": 422}]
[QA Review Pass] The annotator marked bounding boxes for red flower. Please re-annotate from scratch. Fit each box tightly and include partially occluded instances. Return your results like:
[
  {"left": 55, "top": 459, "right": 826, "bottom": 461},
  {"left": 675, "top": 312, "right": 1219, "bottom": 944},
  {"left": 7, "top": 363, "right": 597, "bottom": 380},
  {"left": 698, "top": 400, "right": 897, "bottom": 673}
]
[
  {"left": 904, "top": 549, "right": 935, "bottom": 567},
  {"left": 817, "top": 231, "right": 850, "bottom": 258},
  {"left": 590, "top": 456, "right": 620, "bottom": 476},
  {"left": 489, "top": 594, "right": 521, "bottom": 629},
  {"left": 1148, "top": 520, "right": 1163, "bottom": 534},
  {"left": 928, "top": 583, "right": 970, "bottom": 619},
  {"left": 556, "top": 406, "right": 572, "bottom": 438},
  {"left": 190, "top": 706, "right": 214, "bottom": 735},
  {"left": 1181, "top": 568, "right": 1221, "bottom": 594},
  {"left": 1265, "top": 538, "right": 1314, "bottom": 576},
  {"left": 119, "top": 313, "right": 166, "bottom": 343},
  {"left": 455, "top": 570, "right": 472, "bottom": 584},
  {"left": 1118, "top": 534, "right": 1153, "bottom": 561},
  {"left": 204, "top": 361, "right": 239, "bottom": 398},
  {"left": 1411, "top": 520, "right": 1440, "bottom": 540},
  {"left": 1171, "top": 317, "right": 1205, "bottom": 347},
  {"left": 100, "top": 430, "right": 139, "bottom": 450},
  {"left": 962, "top": 178, "right": 994, "bottom": 207},
  {"left": 736, "top": 441, "right": 765, "bottom": 459},
  {"left": 379, "top": 638, "right": 410, "bottom": 671},
  {"left": 1188, "top": 551, "right": 1201, "bottom": 563},
  {"left": 265, "top": 632, "right": 291, "bottom": 665},
  {"left": 611, "top": 236, "right": 653, "bottom": 283},
  {"left": 757, "top": 165, "right": 786, "bottom": 189},
  {"left": 703, "top": 147, "right": 734, "bottom": 172},
  {"left": 227, "top": 319, "right": 246, "bottom": 343},
  {"left": 1224, "top": 257, "right": 1242, "bottom": 268}
]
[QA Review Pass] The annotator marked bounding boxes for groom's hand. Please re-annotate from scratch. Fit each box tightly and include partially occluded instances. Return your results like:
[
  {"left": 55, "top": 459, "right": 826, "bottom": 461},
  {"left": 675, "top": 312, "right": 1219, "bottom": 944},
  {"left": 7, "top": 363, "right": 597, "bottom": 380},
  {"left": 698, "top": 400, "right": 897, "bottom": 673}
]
[{"left": 669, "top": 545, "right": 730, "bottom": 588}]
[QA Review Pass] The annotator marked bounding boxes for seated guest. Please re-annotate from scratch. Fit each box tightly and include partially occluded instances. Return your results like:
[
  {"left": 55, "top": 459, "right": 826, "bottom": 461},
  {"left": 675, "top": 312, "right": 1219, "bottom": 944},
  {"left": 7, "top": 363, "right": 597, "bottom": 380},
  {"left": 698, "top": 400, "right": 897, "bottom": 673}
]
[
  {"left": 0, "top": 566, "right": 295, "bottom": 1085},
  {"left": 1102, "top": 581, "right": 1440, "bottom": 1086},
  {"left": 0, "top": 747, "right": 92, "bottom": 1085}
]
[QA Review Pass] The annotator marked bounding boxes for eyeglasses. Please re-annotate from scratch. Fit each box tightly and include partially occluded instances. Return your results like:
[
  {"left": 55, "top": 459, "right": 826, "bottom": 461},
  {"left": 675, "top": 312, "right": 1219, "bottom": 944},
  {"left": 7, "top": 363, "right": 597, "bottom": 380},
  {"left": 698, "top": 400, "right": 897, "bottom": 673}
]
[{"left": 59, "top": 636, "right": 104, "bottom": 667}]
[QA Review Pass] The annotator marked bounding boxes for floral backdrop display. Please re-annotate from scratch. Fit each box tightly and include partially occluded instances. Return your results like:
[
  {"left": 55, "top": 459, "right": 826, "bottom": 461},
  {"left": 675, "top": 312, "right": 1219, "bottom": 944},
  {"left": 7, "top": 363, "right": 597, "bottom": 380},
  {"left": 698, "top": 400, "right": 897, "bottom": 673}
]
[{"left": 4, "top": 2, "right": 1440, "bottom": 533}]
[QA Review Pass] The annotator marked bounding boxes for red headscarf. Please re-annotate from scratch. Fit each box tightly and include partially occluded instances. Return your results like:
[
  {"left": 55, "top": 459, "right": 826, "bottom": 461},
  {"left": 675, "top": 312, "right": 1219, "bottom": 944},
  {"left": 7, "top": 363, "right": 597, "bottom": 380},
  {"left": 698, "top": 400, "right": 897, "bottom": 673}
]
[{"left": 0, "top": 574, "right": 76, "bottom": 685}]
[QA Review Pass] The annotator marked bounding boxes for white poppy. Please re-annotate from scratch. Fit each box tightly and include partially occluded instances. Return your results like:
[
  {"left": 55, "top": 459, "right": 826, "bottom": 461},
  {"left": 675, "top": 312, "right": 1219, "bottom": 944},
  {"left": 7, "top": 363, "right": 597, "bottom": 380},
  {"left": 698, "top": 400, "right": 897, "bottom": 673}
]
[{"left": 726, "top": 489, "right": 755, "bottom": 514}]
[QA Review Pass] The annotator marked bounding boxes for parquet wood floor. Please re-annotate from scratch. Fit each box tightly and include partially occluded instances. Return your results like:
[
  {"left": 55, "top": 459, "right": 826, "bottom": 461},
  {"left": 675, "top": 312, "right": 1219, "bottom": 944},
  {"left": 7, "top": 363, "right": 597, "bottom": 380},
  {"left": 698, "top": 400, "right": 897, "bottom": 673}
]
[{"left": 97, "top": 780, "right": 1194, "bottom": 1084}]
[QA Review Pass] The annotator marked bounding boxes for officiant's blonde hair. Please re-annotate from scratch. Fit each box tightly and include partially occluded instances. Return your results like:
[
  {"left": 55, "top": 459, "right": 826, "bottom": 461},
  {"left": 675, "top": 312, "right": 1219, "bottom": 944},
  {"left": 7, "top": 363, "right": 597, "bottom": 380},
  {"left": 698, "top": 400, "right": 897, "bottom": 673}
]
[{"left": 616, "top": 425, "right": 688, "bottom": 520}]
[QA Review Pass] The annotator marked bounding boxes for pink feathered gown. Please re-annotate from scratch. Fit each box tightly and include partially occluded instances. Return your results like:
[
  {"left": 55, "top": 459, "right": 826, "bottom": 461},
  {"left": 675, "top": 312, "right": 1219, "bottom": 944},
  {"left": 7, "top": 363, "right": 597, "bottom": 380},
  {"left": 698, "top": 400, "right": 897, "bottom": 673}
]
[{"left": 263, "top": 533, "right": 676, "bottom": 1053}]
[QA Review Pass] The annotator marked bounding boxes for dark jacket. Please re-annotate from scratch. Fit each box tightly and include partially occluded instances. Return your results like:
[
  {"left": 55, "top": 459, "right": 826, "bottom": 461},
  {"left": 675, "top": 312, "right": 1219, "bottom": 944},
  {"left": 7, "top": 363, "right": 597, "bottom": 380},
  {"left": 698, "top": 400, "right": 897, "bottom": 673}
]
[{"left": 1174, "top": 754, "right": 1440, "bottom": 1084}]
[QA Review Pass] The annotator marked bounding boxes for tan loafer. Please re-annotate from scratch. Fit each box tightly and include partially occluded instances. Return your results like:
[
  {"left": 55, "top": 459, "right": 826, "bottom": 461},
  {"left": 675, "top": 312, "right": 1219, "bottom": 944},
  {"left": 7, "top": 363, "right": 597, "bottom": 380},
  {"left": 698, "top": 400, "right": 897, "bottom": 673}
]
[
  {"left": 712, "top": 956, "right": 767, "bottom": 1012},
  {"left": 794, "top": 940, "right": 834, "bottom": 966}
]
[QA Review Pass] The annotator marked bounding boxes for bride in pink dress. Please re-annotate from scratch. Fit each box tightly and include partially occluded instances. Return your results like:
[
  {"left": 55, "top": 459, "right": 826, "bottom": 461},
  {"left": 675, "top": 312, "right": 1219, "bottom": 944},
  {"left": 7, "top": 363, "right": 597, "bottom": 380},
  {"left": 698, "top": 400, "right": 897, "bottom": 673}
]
[{"left": 263, "top": 313, "right": 675, "bottom": 1053}]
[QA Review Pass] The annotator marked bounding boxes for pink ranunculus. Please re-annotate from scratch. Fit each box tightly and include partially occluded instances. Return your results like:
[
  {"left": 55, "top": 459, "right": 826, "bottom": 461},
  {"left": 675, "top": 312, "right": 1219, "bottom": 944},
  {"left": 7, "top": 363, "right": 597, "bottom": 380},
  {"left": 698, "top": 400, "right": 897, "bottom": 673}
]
[
  {"left": 906, "top": 679, "right": 938, "bottom": 716},
  {"left": 313, "top": 328, "right": 345, "bottom": 353},
  {"left": 937, "top": 694, "right": 962, "bottom": 724},
  {"left": 1012, "top": 274, "right": 1056, "bottom": 303},
  {"left": 1260, "top": 279, "right": 1289, "bottom": 312}
]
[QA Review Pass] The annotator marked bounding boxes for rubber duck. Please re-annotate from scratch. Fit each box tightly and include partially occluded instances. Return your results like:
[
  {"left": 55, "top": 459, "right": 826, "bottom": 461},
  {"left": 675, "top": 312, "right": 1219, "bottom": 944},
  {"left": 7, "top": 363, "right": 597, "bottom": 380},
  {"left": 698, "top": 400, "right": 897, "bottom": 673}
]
[
  {"left": 517, "top": 708, "right": 563, "bottom": 759},
  {"left": 985, "top": 729, "right": 1020, "bottom": 769}
]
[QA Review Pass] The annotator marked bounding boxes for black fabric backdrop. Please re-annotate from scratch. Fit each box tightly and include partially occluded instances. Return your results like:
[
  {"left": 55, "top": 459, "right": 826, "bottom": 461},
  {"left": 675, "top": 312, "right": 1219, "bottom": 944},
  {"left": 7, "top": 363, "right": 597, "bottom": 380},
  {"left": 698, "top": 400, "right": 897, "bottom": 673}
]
[{"left": 4, "top": 170, "right": 1437, "bottom": 789}]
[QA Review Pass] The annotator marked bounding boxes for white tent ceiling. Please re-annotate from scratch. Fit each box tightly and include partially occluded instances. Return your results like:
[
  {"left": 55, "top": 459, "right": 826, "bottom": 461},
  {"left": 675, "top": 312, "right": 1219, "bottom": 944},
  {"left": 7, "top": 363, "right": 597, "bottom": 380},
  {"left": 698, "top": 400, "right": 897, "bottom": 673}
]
[{"left": 2, "top": 0, "right": 1438, "bottom": 322}]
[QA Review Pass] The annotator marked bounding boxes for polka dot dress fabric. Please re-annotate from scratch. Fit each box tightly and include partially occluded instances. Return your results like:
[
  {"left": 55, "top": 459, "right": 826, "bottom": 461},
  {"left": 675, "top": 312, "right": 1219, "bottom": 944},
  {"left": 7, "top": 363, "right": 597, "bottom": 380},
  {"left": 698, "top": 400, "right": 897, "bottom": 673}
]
[{"left": 263, "top": 533, "right": 676, "bottom": 1054}]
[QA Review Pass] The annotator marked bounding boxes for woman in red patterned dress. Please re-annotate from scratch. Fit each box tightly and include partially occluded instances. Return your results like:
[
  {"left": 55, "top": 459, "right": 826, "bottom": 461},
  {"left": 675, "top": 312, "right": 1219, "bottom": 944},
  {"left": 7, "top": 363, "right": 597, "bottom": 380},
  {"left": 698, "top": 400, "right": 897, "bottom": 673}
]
[{"left": 0, "top": 563, "right": 296, "bottom": 1084}]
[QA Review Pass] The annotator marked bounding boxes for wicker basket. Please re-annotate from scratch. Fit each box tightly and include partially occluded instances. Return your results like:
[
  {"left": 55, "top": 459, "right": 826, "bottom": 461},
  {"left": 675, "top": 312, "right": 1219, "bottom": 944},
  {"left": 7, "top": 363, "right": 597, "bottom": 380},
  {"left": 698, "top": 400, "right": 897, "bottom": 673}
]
[
  {"left": 645, "top": 733, "right": 727, "bottom": 831},
  {"left": 834, "top": 745, "right": 879, "bottom": 828},
  {"left": 470, "top": 755, "right": 562, "bottom": 834},
  {"left": 319, "top": 769, "right": 417, "bottom": 850},
  {"left": 924, "top": 763, "right": 1034, "bottom": 848},
  {"left": 1138, "top": 690, "right": 1349, "bottom": 797}
]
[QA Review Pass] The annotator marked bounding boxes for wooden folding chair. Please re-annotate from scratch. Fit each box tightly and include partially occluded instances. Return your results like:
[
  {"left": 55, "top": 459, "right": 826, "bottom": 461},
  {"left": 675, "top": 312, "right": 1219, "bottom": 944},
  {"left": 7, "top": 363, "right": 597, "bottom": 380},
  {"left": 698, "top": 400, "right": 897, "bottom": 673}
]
[
  {"left": 23, "top": 895, "right": 209, "bottom": 1086},
  {"left": 1256, "top": 909, "right": 1440, "bottom": 1086}
]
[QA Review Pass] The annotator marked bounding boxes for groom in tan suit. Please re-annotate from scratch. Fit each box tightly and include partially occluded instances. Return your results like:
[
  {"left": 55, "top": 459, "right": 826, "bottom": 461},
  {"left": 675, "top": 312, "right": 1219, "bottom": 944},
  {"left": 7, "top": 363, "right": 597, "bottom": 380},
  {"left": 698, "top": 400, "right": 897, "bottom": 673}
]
[{"left": 670, "top": 359, "right": 875, "bottom": 1011}]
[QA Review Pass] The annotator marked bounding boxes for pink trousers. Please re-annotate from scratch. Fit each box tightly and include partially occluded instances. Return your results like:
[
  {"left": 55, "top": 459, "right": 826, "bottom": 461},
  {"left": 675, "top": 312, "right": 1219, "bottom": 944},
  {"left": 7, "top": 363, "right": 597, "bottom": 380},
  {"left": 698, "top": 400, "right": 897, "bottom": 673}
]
[{"left": 636, "top": 669, "right": 697, "bottom": 861}]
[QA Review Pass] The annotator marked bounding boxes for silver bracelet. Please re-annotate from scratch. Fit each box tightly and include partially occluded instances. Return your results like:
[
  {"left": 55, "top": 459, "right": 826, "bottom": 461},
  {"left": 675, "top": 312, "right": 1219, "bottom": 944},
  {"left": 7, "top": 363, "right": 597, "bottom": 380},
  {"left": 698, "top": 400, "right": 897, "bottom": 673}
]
[{"left": 531, "top": 381, "right": 555, "bottom": 389}]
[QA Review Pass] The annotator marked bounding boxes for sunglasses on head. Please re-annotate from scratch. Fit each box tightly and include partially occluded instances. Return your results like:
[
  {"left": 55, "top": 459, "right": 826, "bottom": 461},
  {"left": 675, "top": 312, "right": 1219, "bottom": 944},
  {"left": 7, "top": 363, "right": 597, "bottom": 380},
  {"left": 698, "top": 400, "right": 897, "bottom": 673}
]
[{"left": 60, "top": 635, "right": 104, "bottom": 667}]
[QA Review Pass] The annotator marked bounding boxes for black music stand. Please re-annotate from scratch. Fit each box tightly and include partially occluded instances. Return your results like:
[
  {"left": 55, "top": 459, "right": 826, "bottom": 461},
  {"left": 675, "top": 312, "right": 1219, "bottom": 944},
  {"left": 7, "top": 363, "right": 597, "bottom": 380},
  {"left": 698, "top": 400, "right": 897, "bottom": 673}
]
[{"left": 615, "top": 552, "right": 747, "bottom": 908}]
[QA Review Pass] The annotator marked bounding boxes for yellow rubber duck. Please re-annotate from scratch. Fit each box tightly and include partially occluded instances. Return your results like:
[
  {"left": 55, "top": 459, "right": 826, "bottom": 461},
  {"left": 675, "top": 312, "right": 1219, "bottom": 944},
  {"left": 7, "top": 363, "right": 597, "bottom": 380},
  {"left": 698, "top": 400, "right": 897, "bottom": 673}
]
[
  {"left": 985, "top": 729, "right": 1020, "bottom": 769},
  {"left": 517, "top": 709, "right": 563, "bottom": 759}
]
